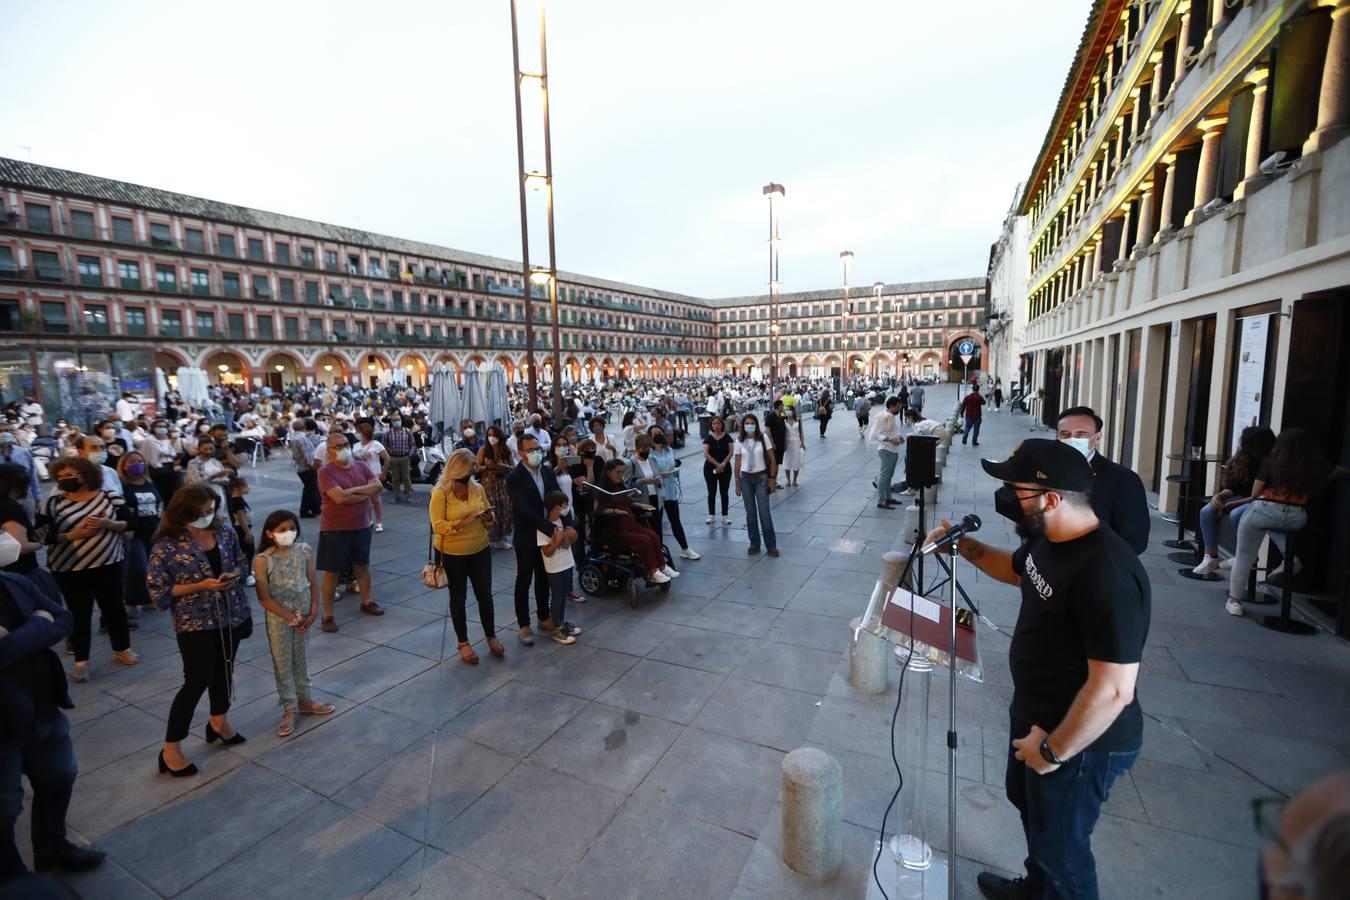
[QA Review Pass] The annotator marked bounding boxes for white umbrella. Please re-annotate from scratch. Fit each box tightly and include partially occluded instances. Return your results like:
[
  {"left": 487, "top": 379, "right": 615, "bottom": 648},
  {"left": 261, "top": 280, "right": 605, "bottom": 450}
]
[
  {"left": 428, "top": 363, "right": 461, "bottom": 437},
  {"left": 485, "top": 364, "right": 509, "bottom": 428},
  {"left": 461, "top": 364, "right": 487, "bottom": 429},
  {"left": 155, "top": 368, "right": 170, "bottom": 404}
]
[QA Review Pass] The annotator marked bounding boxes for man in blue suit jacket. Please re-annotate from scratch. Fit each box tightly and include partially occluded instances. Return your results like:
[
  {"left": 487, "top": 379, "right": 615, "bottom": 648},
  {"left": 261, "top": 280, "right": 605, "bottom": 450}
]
[{"left": 506, "top": 434, "right": 574, "bottom": 645}]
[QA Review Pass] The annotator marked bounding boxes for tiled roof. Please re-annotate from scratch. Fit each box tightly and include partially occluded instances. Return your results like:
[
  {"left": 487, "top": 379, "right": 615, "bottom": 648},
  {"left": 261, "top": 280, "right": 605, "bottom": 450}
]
[
  {"left": 708, "top": 277, "right": 986, "bottom": 308},
  {"left": 0, "top": 157, "right": 986, "bottom": 309},
  {"left": 0, "top": 157, "right": 707, "bottom": 307}
]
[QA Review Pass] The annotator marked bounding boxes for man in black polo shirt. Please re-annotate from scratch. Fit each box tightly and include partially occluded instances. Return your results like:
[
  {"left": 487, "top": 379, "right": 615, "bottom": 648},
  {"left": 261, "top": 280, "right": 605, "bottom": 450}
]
[{"left": 925, "top": 439, "right": 1150, "bottom": 899}]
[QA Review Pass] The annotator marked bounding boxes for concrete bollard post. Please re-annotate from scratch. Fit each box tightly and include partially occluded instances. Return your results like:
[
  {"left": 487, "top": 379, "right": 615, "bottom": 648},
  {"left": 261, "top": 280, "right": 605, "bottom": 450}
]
[
  {"left": 934, "top": 444, "right": 947, "bottom": 469},
  {"left": 904, "top": 503, "right": 922, "bottom": 543},
  {"left": 848, "top": 617, "right": 889, "bottom": 694},
  {"left": 922, "top": 484, "right": 939, "bottom": 507},
  {"left": 781, "top": 748, "right": 843, "bottom": 879}
]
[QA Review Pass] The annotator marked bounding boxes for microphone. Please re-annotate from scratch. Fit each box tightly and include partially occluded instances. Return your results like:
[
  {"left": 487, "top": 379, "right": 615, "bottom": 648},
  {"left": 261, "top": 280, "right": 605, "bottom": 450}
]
[{"left": 919, "top": 513, "right": 982, "bottom": 556}]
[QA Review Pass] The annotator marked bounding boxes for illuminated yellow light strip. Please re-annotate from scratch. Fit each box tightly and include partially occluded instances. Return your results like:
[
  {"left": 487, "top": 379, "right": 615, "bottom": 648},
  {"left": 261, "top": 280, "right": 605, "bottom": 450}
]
[{"left": 1029, "top": 2, "right": 1286, "bottom": 298}]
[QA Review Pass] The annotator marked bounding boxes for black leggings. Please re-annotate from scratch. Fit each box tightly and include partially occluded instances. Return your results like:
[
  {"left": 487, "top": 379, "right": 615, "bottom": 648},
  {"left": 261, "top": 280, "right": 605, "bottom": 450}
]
[
  {"left": 704, "top": 462, "right": 731, "bottom": 515},
  {"left": 650, "top": 499, "right": 689, "bottom": 550},
  {"left": 54, "top": 563, "right": 129, "bottom": 663},
  {"left": 439, "top": 546, "right": 494, "bottom": 643},
  {"left": 166, "top": 627, "right": 242, "bottom": 743}
]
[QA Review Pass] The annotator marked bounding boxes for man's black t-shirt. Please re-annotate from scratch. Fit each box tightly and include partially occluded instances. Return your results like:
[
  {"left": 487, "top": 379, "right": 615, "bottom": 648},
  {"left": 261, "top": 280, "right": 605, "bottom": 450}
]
[{"left": 1009, "top": 525, "right": 1150, "bottom": 752}]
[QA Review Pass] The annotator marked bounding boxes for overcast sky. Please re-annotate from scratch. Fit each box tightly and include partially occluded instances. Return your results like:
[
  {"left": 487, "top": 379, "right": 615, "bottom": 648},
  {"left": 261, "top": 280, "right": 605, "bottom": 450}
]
[{"left": 2, "top": 0, "right": 1086, "bottom": 298}]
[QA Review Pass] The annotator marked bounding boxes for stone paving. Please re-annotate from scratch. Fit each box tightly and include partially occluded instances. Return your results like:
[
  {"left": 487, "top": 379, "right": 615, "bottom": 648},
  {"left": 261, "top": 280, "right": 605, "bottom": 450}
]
[{"left": 23, "top": 384, "right": 1350, "bottom": 899}]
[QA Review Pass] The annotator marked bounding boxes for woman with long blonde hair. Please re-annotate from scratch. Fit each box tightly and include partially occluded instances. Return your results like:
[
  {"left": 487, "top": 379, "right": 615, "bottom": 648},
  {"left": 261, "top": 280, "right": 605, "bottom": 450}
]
[{"left": 430, "top": 449, "right": 502, "bottom": 664}]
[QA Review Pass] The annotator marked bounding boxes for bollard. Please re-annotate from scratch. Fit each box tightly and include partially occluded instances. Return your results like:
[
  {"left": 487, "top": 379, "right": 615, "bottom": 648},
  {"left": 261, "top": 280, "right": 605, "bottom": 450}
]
[
  {"left": 880, "top": 550, "right": 907, "bottom": 589},
  {"left": 904, "top": 503, "right": 922, "bottom": 544},
  {"left": 922, "top": 484, "right": 939, "bottom": 507},
  {"left": 849, "top": 616, "right": 889, "bottom": 694},
  {"left": 934, "top": 445, "right": 947, "bottom": 469},
  {"left": 781, "top": 748, "right": 843, "bottom": 879}
]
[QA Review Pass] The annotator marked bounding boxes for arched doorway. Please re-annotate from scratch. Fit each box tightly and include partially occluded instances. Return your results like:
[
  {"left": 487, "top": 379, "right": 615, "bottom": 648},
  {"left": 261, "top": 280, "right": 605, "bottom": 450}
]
[
  {"left": 398, "top": 354, "right": 429, "bottom": 388},
  {"left": 262, "top": 352, "right": 303, "bottom": 392},
  {"left": 313, "top": 352, "right": 351, "bottom": 386},
  {"left": 947, "top": 336, "right": 984, "bottom": 383},
  {"left": 360, "top": 352, "right": 393, "bottom": 388},
  {"left": 204, "top": 350, "right": 249, "bottom": 387}
]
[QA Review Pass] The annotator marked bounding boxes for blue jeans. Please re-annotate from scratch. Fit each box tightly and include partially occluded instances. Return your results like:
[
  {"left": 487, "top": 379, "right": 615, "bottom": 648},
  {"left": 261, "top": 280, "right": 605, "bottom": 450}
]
[
  {"left": 963, "top": 417, "right": 982, "bottom": 444},
  {"left": 739, "top": 472, "right": 775, "bottom": 551},
  {"left": 877, "top": 449, "right": 899, "bottom": 504},
  {"left": 1197, "top": 497, "right": 1249, "bottom": 553},
  {"left": 0, "top": 712, "right": 77, "bottom": 881},
  {"left": 1005, "top": 713, "right": 1138, "bottom": 899},
  {"left": 1228, "top": 499, "right": 1306, "bottom": 600},
  {"left": 546, "top": 568, "right": 573, "bottom": 627}
]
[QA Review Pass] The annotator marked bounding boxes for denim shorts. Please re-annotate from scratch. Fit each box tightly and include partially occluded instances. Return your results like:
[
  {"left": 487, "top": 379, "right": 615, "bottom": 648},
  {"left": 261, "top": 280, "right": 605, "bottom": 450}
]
[{"left": 316, "top": 527, "right": 373, "bottom": 571}]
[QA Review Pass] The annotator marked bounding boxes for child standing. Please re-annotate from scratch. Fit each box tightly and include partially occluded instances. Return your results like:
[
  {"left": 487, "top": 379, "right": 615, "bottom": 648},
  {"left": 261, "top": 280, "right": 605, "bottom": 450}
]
[
  {"left": 537, "top": 490, "right": 580, "bottom": 645},
  {"left": 228, "top": 475, "right": 256, "bottom": 586},
  {"left": 253, "top": 510, "right": 335, "bottom": 736}
]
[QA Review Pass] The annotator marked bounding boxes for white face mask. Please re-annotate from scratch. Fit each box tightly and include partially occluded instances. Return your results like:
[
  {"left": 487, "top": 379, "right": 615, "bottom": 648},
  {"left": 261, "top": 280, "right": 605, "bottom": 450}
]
[
  {"left": 334, "top": 448, "right": 352, "bottom": 463},
  {"left": 464, "top": 428, "right": 475, "bottom": 439},
  {"left": 488, "top": 435, "right": 499, "bottom": 445},
  {"left": 191, "top": 513, "right": 215, "bottom": 529},
  {"left": 1060, "top": 437, "right": 1093, "bottom": 459},
  {"left": 273, "top": 530, "right": 297, "bottom": 547},
  {"left": 0, "top": 531, "right": 20, "bottom": 567}
]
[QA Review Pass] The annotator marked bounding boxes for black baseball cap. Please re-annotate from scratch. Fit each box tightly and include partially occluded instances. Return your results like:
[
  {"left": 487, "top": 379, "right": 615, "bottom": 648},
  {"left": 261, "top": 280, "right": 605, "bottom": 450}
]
[{"left": 980, "top": 438, "right": 1093, "bottom": 493}]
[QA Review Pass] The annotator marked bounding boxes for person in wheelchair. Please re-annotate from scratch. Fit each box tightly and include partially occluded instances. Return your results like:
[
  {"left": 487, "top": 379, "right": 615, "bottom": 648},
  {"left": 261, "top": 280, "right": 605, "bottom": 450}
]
[{"left": 592, "top": 459, "right": 678, "bottom": 584}]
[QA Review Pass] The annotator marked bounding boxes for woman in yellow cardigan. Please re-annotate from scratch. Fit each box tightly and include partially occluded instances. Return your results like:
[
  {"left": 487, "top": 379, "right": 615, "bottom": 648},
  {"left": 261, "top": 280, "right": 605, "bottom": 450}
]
[{"left": 429, "top": 449, "right": 504, "bottom": 664}]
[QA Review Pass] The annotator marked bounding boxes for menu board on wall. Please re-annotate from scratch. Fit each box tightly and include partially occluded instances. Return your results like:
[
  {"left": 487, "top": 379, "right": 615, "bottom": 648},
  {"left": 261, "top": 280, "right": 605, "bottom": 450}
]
[{"left": 1232, "top": 314, "right": 1270, "bottom": 451}]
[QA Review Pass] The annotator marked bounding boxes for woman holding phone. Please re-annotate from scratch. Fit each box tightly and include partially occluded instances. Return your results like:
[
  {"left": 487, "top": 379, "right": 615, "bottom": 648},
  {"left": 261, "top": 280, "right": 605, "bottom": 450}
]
[
  {"left": 430, "top": 449, "right": 502, "bottom": 664},
  {"left": 147, "top": 484, "right": 254, "bottom": 776}
]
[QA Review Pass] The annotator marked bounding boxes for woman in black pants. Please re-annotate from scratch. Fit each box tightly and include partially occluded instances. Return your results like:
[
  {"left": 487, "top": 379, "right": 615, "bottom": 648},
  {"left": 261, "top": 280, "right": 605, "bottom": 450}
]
[
  {"left": 147, "top": 484, "right": 253, "bottom": 776},
  {"left": 429, "top": 450, "right": 502, "bottom": 664},
  {"left": 42, "top": 457, "right": 140, "bottom": 683},
  {"left": 703, "top": 415, "right": 733, "bottom": 525}
]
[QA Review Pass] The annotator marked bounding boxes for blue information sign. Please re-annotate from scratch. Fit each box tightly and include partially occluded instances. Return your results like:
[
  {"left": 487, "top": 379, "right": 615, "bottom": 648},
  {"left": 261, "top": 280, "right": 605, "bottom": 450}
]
[{"left": 957, "top": 339, "right": 975, "bottom": 356}]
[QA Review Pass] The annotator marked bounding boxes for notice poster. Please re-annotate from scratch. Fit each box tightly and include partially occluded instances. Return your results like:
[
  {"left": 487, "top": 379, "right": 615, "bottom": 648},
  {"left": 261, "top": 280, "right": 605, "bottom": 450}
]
[{"left": 1232, "top": 315, "right": 1270, "bottom": 451}]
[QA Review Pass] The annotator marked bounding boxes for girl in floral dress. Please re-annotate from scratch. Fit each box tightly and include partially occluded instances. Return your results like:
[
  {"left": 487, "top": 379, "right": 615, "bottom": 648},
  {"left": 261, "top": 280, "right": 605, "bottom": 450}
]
[{"left": 476, "top": 425, "right": 515, "bottom": 549}]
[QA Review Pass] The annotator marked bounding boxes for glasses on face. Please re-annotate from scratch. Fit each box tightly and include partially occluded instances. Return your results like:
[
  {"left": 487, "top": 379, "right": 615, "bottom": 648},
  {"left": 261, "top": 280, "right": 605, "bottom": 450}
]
[{"left": 1003, "top": 483, "right": 1051, "bottom": 499}]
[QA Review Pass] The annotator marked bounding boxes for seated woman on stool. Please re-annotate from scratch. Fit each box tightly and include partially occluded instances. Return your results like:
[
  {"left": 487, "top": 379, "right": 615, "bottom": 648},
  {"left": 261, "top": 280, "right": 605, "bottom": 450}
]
[
  {"left": 1192, "top": 426, "right": 1275, "bottom": 576},
  {"left": 1225, "top": 428, "right": 1350, "bottom": 617},
  {"left": 594, "top": 458, "right": 677, "bottom": 584}
]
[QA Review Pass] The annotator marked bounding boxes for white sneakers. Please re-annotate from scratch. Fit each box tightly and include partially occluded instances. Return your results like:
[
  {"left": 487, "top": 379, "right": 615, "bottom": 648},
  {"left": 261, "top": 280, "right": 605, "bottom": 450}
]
[
  {"left": 1192, "top": 556, "right": 1220, "bottom": 576},
  {"left": 1225, "top": 598, "right": 1244, "bottom": 617},
  {"left": 722, "top": 516, "right": 732, "bottom": 526},
  {"left": 661, "top": 565, "right": 681, "bottom": 579},
  {"left": 705, "top": 515, "right": 714, "bottom": 524},
  {"left": 649, "top": 570, "right": 671, "bottom": 584},
  {"left": 679, "top": 547, "right": 701, "bottom": 560}
]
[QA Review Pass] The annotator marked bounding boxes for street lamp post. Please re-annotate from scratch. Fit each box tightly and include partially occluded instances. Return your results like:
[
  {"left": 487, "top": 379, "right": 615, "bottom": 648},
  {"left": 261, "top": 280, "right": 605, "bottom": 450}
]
[
  {"left": 839, "top": 250, "right": 853, "bottom": 391},
  {"left": 873, "top": 281, "right": 884, "bottom": 378},
  {"left": 764, "top": 183, "right": 784, "bottom": 387},
  {"left": 511, "top": 0, "right": 564, "bottom": 421}
]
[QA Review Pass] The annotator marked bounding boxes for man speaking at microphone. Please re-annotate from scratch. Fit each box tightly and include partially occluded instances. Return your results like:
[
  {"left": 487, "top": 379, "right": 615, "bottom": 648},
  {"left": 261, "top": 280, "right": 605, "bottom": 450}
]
[{"left": 924, "top": 439, "right": 1149, "bottom": 900}]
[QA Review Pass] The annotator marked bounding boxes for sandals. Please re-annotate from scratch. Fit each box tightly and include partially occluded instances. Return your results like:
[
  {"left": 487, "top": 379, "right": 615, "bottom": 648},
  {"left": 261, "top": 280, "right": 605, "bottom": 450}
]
[
  {"left": 458, "top": 641, "right": 480, "bottom": 665},
  {"left": 321, "top": 616, "right": 338, "bottom": 633},
  {"left": 277, "top": 713, "right": 295, "bottom": 738},
  {"left": 300, "top": 701, "right": 335, "bottom": 715},
  {"left": 486, "top": 637, "right": 505, "bottom": 658},
  {"left": 359, "top": 601, "right": 384, "bottom": 617}
]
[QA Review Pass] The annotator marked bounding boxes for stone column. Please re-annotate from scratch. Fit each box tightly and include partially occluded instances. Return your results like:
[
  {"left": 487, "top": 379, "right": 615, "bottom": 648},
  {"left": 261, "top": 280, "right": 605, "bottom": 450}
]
[
  {"left": 1205, "top": 0, "right": 1229, "bottom": 53},
  {"left": 1118, "top": 203, "right": 1134, "bottom": 263},
  {"left": 1134, "top": 88, "right": 1148, "bottom": 142},
  {"left": 1092, "top": 239, "right": 1104, "bottom": 278},
  {"left": 1187, "top": 116, "right": 1228, "bottom": 224},
  {"left": 1304, "top": 0, "right": 1350, "bottom": 154},
  {"left": 1236, "top": 66, "right": 1271, "bottom": 199},
  {"left": 1150, "top": 51, "right": 1166, "bottom": 118},
  {"left": 1174, "top": 0, "right": 1194, "bottom": 93},
  {"left": 1158, "top": 153, "right": 1178, "bottom": 234},
  {"left": 1116, "top": 115, "right": 1129, "bottom": 164},
  {"left": 1134, "top": 181, "right": 1155, "bottom": 251}
]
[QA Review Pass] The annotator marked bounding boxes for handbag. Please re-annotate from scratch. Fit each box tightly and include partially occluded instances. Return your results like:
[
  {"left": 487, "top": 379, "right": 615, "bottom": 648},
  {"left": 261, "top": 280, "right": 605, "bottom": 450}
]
[{"left": 421, "top": 529, "right": 448, "bottom": 589}]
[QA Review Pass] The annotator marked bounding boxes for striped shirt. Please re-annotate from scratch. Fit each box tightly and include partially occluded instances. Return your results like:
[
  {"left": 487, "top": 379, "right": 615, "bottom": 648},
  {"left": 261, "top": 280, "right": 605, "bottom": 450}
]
[{"left": 42, "top": 490, "right": 126, "bottom": 572}]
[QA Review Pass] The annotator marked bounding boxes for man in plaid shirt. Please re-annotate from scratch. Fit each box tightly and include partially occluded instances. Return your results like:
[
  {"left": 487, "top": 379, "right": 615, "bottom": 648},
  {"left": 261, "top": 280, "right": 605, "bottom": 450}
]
[{"left": 383, "top": 418, "right": 416, "bottom": 503}]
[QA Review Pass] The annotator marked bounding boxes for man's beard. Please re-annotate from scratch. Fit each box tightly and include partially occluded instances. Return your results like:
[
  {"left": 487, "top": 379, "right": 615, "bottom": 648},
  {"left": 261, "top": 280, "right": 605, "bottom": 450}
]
[{"left": 1015, "top": 508, "right": 1047, "bottom": 540}]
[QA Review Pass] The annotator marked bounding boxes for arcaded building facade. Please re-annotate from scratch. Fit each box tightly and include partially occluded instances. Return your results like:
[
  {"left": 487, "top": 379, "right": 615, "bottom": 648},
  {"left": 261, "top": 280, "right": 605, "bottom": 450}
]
[{"left": 1013, "top": 0, "right": 1350, "bottom": 623}]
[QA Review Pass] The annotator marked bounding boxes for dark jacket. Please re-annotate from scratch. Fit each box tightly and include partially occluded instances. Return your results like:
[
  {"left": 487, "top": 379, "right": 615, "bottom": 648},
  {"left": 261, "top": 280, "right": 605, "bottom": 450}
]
[
  {"left": 0, "top": 571, "right": 73, "bottom": 742},
  {"left": 1090, "top": 453, "right": 1151, "bottom": 554},
  {"left": 506, "top": 462, "right": 562, "bottom": 542},
  {"left": 765, "top": 411, "right": 787, "bottom": 457}
]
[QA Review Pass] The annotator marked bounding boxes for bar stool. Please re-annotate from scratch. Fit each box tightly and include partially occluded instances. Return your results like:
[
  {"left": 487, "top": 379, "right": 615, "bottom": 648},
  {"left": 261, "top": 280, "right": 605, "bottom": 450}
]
[
  {"left": 1162, "top": 473, "right": 1197, "bottom": 553},
  {"left": 1258, "top": 525, "right": 1314, "bottom": 635}
]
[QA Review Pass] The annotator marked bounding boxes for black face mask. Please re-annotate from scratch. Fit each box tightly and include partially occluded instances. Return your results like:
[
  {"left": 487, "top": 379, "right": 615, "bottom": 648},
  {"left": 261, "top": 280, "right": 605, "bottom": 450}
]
[
  {"left": 995, "top": 485, "right": 1048, "bottom": 539},
  {"left": 581, "top": 451, "right": 596, "bottom": 460},
  {"left": 58, "top": 477, "right": 83, "bottom": 493},
  {"left": 653, "top": 436, "right": 666, "bottom": 446}
]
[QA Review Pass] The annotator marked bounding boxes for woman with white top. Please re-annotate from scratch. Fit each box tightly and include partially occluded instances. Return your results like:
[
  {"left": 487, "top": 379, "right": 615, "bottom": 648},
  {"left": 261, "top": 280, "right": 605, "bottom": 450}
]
[
  {"left": 588, "top": 417, "right": 618, "bottom": 462},
  {"left": 621, "top": 411, "right": 641, "bottom": 457},
  {"left": 352, "top": 422, "right": 390, "bottom": 533},
  {"left": 139, "top": 417, "right": 182, "bottom": 503},
  {"left": 733, "top": 413, "right": 778, "bottom": 557},
  {"left": 781, "top": 405, "right": 806, "bottom": 486}
]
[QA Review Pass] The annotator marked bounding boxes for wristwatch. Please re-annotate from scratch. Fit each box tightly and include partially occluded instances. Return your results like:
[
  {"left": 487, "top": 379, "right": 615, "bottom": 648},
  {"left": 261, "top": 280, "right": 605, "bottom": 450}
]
[{"left": 1039, "top": 739, "right": 1066, "bottom": 767}]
